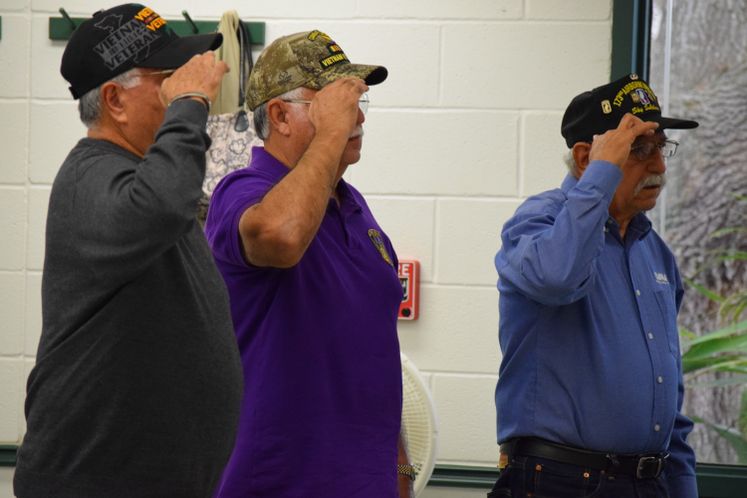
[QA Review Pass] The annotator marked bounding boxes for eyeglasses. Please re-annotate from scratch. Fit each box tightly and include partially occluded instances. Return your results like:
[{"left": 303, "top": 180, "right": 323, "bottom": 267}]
[
  {"left": 630, "top": 139, "right": 679, "bottom": 160},
  {"left": 282, "top": 93, "right": 370, "bottom": 114}
]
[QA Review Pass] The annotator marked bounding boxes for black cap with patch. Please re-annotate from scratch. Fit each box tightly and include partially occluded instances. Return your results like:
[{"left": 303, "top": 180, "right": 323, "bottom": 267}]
[
  {"left": 61, "top": 3, "right": 223, "bottom": 99},
  {"left": 560, "top": 73, "right": 699, "bottom": 148}
]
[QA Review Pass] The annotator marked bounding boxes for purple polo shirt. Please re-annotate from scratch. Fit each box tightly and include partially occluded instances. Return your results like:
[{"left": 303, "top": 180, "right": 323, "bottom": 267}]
[{"left": 205, "top": 147, "right": 403, "bottom": 498}]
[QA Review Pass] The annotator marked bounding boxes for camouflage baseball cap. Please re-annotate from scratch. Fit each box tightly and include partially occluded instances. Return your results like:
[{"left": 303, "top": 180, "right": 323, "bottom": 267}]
[{"left": 246, "top": 30, "right": 388, "bottom": 110}]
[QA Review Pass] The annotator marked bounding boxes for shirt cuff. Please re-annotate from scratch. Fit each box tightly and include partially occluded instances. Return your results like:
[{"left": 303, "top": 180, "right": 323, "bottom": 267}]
[{"left": 576, "top": 160, "right": 622, "bottom": 198}]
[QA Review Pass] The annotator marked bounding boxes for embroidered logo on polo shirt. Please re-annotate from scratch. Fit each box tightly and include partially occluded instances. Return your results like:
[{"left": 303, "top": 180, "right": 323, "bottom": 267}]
[
  {"left": 654, "top": 272, "right": 669, "bottom": 285},
  {"left": 368, "top": 229, "right": 394, "bottom": 267}
]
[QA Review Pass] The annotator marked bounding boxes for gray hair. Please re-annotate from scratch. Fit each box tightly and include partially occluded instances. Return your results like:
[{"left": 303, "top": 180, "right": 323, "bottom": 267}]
[
  {"left": 563, "top": 149, "right": 581, "bottom": 178},
  {"left": 252, "top": 86, "right": 307, "bottom": 140},
  {"left": 78, "top": 68, "right": 141, "bottom": 129}
]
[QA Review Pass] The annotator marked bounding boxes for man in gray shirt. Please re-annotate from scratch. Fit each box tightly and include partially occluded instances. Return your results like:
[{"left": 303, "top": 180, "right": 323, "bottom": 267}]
[{"left": 14, "top": 4, "right": 242, "bottom": 497}]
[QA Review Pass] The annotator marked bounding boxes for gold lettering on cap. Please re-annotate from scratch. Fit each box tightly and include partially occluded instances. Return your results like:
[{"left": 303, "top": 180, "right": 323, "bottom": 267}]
[
  {"left": 134, "top": 7, "right": 153, "bottom": 21},
  {"left": 613, "top": 81, "right": 649, "bottom": 107},
  {"left": 320, "top": 53, "right": 349, "bottom": 68}
]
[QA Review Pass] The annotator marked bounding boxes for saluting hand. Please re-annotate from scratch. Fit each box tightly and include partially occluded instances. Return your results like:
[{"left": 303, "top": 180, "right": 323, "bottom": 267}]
[
  {"left": 159, "top": 51, "right": 229, "bottom": 108},
  {"left": 307, "top": 77, "right": 368, "bottom": 139},
  {"left": 589, "top": 113, "right": 659, "bottom": 168}
]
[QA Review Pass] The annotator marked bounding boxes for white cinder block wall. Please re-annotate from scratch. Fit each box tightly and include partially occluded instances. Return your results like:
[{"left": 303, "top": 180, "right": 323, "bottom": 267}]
[{"left": 0, "top": 0, "right": 612, "bottom": 494}]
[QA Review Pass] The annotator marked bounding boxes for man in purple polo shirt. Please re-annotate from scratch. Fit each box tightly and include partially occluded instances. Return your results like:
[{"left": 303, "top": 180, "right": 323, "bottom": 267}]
[{"left": 204, "top": 30, "right": 413, "bottom": 498}]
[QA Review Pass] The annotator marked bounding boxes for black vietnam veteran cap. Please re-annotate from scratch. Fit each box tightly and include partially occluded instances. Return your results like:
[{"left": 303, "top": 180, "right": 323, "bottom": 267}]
[
  {"left": 61, "top": 3, "right": 223, "bottom": 99},
  {"left": 560, "top": 73, "right": 699, "bottom": 148}
]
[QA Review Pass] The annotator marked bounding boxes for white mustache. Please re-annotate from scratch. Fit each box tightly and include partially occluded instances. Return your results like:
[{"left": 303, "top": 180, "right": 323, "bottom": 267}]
[
  {"left": 349, "top": 127, "right": 364, "bottom": 139},
  {"left": 634, "top": 174, "right": 666, "bottom": 195}
]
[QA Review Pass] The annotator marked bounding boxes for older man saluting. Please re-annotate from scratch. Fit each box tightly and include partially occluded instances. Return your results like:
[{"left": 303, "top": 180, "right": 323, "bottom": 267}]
[
  {"left": 490, "top": 74, "right": 699, "bottom": 498},
  {"left": 205, "top": 30, "right": 413, "bottom": 497},
  {"left": 15, "top": 4, "right": 242, "bottom": 498}
]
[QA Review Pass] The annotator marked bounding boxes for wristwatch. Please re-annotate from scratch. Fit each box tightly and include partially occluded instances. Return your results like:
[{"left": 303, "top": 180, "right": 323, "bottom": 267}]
[{"left": 397, "top": 463, "right": 417, "bottom": 481}]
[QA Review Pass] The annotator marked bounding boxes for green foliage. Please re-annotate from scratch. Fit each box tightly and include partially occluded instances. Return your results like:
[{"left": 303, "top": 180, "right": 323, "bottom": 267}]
[
  {"left": 690, "top": 416, "right": 747, "bottom": 464},
  {"left": 680, "top": 203, "right": 747, "bottom": 461}
]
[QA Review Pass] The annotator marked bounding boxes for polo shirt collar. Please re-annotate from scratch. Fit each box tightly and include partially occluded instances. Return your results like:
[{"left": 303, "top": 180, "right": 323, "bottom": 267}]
[{"left": 250, "top": 146, "right": 362, "bottom": 212}]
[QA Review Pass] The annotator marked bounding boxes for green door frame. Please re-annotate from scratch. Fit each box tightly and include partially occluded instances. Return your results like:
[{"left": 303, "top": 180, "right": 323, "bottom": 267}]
[{"left": 611, "top": 0, "right": 652, "bottom": 80}]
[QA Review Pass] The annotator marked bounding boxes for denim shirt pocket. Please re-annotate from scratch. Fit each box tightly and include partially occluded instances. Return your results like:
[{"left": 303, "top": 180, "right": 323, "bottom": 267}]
[{"left": 653, "top": 288, "right": 681, "bottom": 356}]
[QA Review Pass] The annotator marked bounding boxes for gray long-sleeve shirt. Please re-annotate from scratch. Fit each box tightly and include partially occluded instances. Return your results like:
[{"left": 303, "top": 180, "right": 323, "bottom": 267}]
[{"left": 14, "top": 100, "right": 243, "bottom": 498}]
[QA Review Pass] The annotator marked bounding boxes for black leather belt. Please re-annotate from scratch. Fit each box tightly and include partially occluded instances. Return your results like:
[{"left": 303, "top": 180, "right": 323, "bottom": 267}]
[{"left": 500, "top": 438, "right": 668, "bottom": 479}]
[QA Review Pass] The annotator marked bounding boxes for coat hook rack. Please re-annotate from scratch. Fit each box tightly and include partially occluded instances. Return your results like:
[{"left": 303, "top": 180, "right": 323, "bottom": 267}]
[
  {"left": 58, "top": 7, "right": 77, "bottom": 31},
  {"left": 181, "top": 10, "right": 199, "bottom": 34},
  {"left": 48, "top": 9, "right": 265, "bottom": 44}
]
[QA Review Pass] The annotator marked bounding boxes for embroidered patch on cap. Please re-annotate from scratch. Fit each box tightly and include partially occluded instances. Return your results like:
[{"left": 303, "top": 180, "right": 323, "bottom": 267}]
[{"left": 92, "top": 6, "right": 168, "bottom": 70}]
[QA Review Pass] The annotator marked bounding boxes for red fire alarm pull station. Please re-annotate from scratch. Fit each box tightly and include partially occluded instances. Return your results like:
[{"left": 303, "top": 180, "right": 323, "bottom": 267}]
[{"left": 398, "top": 260, "right": 420, "bottom": 320}]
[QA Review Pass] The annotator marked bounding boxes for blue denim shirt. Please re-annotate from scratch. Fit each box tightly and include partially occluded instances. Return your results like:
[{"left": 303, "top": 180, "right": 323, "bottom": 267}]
[{"left": 494, "top": 161, "right": 697, "bottom": 498}]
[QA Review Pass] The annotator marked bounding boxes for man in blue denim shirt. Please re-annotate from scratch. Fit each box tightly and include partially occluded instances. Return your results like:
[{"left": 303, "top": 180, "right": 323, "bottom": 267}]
[{"left": 489, "top": 74, "right": 699, "bottom": 498}]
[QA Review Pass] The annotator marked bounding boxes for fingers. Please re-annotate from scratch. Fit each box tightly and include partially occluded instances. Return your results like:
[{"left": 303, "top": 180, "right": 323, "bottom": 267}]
[
  {"left": 307, "top": 77, "right": 368, "bottom": 138},
  {"left": 617, "top": 113, "right": 659, "bottom": 138},
  {"left": 588, "top": 114, "right": 659, "bottom": 168},
  {"left": 160, "top": 51, "right": 229, "bottom": 107}
]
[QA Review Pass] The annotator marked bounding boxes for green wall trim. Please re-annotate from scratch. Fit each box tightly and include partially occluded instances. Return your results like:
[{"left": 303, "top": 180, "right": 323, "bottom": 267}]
[
  {"left": 0, "top": 446, "right": 16, "bottom": 467},
  {"left": 611, "top": 0, "right": 651, "bottom": 80},
  {"left": 48, "top": 16, "right": 265, "bottom": 45}
]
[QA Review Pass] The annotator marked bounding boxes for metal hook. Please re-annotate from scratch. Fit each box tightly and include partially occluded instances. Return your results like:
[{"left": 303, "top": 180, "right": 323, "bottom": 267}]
[
  {"left": 59, "top": 7, "right": 77, "bottom": 31},
  {"left": 181, "top": 10, "right": 199, "bottom": 34}
]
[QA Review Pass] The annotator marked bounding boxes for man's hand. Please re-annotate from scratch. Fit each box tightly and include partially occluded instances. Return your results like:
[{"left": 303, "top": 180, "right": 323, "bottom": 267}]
[
  {"left": 588, "top": 113, "right": 659, "bottom": 167},
  {"left": 307, "top": 77, "right": 368, "bottom": 140},
  {"left": 159, "top": 51, "right": 229, "bottom": 107}
]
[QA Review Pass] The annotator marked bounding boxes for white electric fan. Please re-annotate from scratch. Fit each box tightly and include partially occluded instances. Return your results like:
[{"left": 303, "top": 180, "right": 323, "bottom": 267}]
[{"left": 401, "top": 353, "right": 438, "bottom": 496}]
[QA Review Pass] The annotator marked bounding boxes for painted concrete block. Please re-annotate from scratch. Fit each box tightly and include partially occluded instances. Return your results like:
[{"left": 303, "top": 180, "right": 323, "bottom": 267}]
[
  {"left": 522, "top": 111, "right": 569, "bottom": 196},
  {"left": 0, "top": 273, "right": 24, "bottom": 355},
  {"left": 32, "top": 0, "right": 354, "bottom": 21},
  {"left": 262, "top": 21, "right": 440, "bottom": 108},
  {"left": 0, "top": 188, "right": 26, "bottom": 270},
  {"left": 442, "top": 23, "right": 611, "bottom": 109},
  {"left": 25, "top": 272, "right": 42, "bottom": 356},
  {"left": 356, "top": 0, "right": 522, "bottom": 19},
  {"left": 0, "top": 468, "right": 15, "bottom": 498},
  {"left": 0, "top": 15, "right": 30, "bottom": 97},
  {"left": 364, "top": 196, "right": 436, "bottom": 282},
  {"left": 26, "top": 187, "right": 51, "bottom": 271},
  {"left": 398, "top": 284, "right": 500, "bottom": 374},
  {"left": 353, "top": 110, "right": 519, "bottom": 196},
  {"left": 29, "top": 101, "right": 85, "bottom": 184},
  {"left": 1, "top": 0, "right": 27, "bottom": 10},
  {"left": 431, "top": 374, "right": 499, "bottom": 464},
  {"left": 0, "top": 358, "right": 23, "bottom": 444},
  {"left": 30, "top": 15, "right": 70, "bottom": 100},
  {"left": 0, "top": 101, "right": 28, "bottom": 185},
  {"left": 435, "top": 198, "right": 521, "bottom": 286},
  {"left": 527, "top": 0, "right": 612, "bottom": 20}
]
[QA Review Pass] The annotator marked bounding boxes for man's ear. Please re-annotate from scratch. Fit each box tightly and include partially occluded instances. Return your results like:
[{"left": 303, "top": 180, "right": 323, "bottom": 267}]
[
  {"left": 100, "top": 82, "right": 127, "bottom": 125},
  {"left": 266, "top": 99, "right": 292, "bottom": 137},
  {"left": 571, "top": 142, "right": 591, "bottom": 178}
]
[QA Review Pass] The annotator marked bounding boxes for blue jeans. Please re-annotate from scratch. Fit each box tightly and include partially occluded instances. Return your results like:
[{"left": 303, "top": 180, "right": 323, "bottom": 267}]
[{"left": 487, "top": 455, "right": 670, "bottom": 498}]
